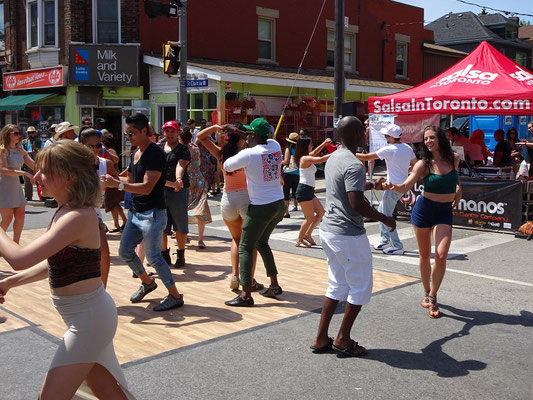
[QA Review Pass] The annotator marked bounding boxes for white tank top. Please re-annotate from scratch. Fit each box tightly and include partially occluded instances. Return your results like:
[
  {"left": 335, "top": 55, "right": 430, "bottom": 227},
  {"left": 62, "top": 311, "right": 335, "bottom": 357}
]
[{"left": 299, "top": 163, "right": 316, "bottom": 187}]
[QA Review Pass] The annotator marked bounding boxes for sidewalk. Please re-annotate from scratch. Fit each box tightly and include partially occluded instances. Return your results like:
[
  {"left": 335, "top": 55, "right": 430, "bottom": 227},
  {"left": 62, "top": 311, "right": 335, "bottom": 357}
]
[{"left": 0, "top": 224, "right": 416, "bottom": 399}]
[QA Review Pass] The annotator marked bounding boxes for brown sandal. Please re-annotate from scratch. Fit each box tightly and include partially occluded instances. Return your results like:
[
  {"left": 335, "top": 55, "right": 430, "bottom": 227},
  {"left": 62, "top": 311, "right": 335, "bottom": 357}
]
[
  {"left": 428, "top": 295, "right": 440, "bottom": 319},
  {"left": 303, "top": 236, "right": 317, "bottom": 246},
  {"left": 296, "top": 240, "right": 311, "bottom": 248},
  {"left": 421, "top": 290, "right": 431, "bottom": 308}
]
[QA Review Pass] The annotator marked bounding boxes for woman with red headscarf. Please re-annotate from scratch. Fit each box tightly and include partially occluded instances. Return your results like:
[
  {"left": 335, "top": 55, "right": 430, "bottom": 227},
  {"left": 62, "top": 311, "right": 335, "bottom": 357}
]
[{"left": 469, "top": 129, "right": 489, "bottom": 166}]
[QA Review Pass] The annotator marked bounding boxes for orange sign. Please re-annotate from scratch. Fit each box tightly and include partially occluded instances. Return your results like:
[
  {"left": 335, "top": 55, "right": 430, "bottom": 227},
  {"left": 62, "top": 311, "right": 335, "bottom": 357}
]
[{"left": 3, "top": 66, "right": 65, "bottom": 91}]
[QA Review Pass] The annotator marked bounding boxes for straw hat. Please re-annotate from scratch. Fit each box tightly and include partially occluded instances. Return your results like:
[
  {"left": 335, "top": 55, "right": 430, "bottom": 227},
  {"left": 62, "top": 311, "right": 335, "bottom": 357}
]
[
  {"left": 54, "top": 121, "right": 79, "bottom": 139},
  {"left": 26, "top": 126, "right": 38, "bottom": 133},
  {"left": 286, "top": 132, "right": 299, "bottom": 144}
]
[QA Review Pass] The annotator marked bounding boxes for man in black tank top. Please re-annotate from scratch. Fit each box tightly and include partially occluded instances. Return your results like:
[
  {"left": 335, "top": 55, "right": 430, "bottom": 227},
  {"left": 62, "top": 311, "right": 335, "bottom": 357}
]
[{"left": 102, "top": 113, "right": 184, "bottom": 311}]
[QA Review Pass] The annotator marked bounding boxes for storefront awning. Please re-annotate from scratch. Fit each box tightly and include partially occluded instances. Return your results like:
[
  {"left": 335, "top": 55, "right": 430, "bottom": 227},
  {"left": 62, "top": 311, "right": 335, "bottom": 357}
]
[
  {"left": 143, "top": 55, "right": 411, "bottom": 95},
  {"left": 0, "top": 93, "right": 56, "bottom": 111}
]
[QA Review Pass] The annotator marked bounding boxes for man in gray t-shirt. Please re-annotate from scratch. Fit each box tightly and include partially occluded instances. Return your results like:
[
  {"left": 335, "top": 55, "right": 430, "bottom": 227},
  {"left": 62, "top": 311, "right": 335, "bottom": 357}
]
[
  {"left": 320, "top": 146, "right": 367, "bottom": 236},
  {"left": 311, "top": 116, "right": 395, "bottom": 357}
]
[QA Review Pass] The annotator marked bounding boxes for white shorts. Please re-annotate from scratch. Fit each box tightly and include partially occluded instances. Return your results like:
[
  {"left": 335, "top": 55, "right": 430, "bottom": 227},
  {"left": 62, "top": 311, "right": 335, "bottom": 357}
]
[
  {"left": 220, "top": 189, "right": 250, "bottom": 221},
  {"left": 319, "top": 229, "right": 373, "bottom": 305}
]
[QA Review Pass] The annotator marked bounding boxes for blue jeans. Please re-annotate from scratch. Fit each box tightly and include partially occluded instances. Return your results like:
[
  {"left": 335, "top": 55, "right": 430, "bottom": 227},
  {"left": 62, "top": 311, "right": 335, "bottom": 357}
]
[
  {"left": 378, "top": 190, "right": 403, "bottom": 249},
  {"left": 119, "top": 208, "right": 175, "bottom": 288}
]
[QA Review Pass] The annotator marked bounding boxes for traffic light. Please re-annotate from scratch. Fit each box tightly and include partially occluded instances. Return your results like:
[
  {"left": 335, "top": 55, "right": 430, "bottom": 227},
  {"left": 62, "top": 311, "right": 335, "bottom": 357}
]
[{"left": 163, "top": 42, "right": 180, "bottom": 75}]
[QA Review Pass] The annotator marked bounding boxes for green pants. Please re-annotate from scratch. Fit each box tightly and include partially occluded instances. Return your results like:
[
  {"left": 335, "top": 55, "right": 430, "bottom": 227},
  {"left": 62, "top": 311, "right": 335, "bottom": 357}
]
[{"left": 239, "top": 199, "right": 286, "bottom": 287}]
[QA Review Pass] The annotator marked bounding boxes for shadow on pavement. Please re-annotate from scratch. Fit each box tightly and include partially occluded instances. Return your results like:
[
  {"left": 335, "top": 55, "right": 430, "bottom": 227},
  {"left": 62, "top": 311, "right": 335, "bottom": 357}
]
[
  {"left": 117, "top": 303, "right": 243, "bottom": 328},
  {"left": 364, "top": 306, "right": 533, "bottom": 377}
]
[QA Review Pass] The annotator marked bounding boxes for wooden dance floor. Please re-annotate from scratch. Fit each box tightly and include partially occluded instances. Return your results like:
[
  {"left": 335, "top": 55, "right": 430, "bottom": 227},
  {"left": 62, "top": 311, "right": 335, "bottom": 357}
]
[{"left": 0, "top": 226, "right": 417, "bottom": 364}]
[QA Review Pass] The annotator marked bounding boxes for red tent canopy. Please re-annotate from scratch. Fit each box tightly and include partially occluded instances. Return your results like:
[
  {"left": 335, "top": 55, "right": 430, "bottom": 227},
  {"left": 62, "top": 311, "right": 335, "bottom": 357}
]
[{"left": 369, "top": 41, "right": 533, "bottom": 116}]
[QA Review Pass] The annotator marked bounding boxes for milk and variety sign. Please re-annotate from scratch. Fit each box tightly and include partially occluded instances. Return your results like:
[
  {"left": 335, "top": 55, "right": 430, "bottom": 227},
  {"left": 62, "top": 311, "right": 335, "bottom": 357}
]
[
  {"left": 3, "top": 66, "right": 65, "bottom": 90},
  {"left": 69, "top": 44, "right": 139, "bottom": 87}
]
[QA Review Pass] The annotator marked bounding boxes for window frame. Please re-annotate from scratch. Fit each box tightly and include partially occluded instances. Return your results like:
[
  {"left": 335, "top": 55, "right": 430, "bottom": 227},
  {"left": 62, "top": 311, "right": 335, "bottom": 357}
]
[
  {"left": 326, "top": 30, "right": 356, "bottom": 72},
  {"left": 26, "top": 0, "right": 58, "bottom": 50},
  {"left": 42, "top": 0, "right": 56, "bottom": 47},
  {"left": 257, "top": 17, "right": 275, "bottom": 62},
  {"left": 394, "top": 34, "right": 410, "bottom": 80},
  {"left": 325, "top": 20, "right": 358, "bottom": 72},
  {"left": 92, "top": 0, "right": 121, "bottom": 44}
]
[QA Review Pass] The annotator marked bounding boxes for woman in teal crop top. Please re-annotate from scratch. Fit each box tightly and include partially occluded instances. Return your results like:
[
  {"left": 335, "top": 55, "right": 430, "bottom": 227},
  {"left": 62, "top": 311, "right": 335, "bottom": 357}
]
[
  {"left": 422, "top": 168, "right": 459, "bottom": 194},
  {"left": 386, "top": 126, "right": 461, "bottom": 319}
]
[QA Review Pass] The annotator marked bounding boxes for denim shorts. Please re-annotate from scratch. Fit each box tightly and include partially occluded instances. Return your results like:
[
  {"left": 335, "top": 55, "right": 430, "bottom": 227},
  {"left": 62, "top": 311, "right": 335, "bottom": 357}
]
[
  {"left": 165, "top": 187, "right": 189, "bottom": 235},
  {"left": 411, "top": 195, "right": 453, "bottom": 228},
  {"left": 295, "top": 183, "right": 315, "bottom": 203}
]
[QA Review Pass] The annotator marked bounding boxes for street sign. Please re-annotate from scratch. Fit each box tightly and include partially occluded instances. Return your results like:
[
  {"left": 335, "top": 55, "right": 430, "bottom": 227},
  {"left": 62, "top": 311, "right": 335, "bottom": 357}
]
[{"left": 186, "top": 79, "right": 208, "bottom": 88}]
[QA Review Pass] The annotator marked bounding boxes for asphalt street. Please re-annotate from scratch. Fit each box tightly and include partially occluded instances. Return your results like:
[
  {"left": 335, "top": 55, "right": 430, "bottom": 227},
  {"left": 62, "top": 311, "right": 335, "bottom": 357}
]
[{"left": 2, "top": 184, "right": 532, "bottom": 400}]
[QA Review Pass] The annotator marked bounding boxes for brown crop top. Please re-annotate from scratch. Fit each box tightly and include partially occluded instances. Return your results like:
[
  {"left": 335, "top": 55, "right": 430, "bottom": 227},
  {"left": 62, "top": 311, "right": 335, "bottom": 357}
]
[
  {"left": 48, "top": 245, "right": 101, "bottom": 288},
  {"left": 47, "top": 206, "right": 101, "bottom": 288}
]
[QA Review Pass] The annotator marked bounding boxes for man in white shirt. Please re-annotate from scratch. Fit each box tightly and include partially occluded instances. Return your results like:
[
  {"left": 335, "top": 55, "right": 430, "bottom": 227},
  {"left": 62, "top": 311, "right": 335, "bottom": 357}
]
[
  {"left": 356, "top": 124, "right": 416, "bottom": 255},
  {"left": 223, "top": 118, "right": 285, "bottom": 306}
]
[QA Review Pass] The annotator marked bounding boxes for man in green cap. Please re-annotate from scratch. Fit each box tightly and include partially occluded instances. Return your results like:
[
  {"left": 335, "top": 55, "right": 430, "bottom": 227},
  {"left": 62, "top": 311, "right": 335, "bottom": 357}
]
[{"left": 223, "top": 118, "right": 285, "bottom": 306}]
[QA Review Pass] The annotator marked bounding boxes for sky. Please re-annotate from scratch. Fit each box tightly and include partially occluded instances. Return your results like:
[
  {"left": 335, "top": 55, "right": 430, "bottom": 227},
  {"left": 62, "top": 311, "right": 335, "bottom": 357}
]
[{"left": 396, "top": 0, "right": 533, "bottom": 25}]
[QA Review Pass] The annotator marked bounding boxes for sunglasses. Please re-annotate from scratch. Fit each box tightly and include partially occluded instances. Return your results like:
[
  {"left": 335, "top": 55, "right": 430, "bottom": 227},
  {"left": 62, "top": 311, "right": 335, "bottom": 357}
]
[
  {"left": 12, "top": 131, "right": 22, "bottom": 136},
  {"left": 124, "top": 132, "right": 135, "bottom": 138},
  {"left": 87, "top": 143, "right": 102, "bottom": 149}
]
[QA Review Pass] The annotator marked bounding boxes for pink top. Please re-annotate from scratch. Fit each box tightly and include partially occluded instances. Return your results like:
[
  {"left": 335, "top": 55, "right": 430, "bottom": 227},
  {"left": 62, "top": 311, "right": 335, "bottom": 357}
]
[{"left": 223, "top": 168, "right": 247, "bottom": 191}]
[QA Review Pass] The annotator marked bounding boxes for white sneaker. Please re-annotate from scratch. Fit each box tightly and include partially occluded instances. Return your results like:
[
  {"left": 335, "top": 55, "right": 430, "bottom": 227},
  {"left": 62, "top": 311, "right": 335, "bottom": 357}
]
[
  {"left": 383, "top": 247, "right": 404, "bottom": 255},
  {"left": 290, "top": 205, "right": 298, "bottom": 212},
  {"left": 374, "top": 242, "right": 391, "bottom": 251}
]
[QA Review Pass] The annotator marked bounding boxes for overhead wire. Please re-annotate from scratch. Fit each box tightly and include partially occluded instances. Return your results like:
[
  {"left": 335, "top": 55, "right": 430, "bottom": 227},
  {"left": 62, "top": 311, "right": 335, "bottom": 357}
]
[
  {"left": 273, "top": 0, "right": 328, "bottom": 139},
  {"left": 455, "top": 0, "right": 533, "bottom": 18}
]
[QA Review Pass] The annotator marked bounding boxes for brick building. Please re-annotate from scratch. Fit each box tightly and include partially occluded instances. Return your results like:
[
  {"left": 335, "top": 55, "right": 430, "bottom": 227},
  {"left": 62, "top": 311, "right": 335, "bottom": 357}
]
[
  {"left": 0, "top": 0, "right": 145, "bottom": 161},
  {"left": 141, "top": 0, "right": 439, "bottom": 139}
]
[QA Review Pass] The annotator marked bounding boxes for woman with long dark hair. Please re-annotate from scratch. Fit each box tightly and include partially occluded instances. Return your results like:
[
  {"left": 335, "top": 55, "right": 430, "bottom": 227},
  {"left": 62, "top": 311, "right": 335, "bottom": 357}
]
[
  {"left": 196, "top": 122, "right": 262, "bottom": 291},
  {"left": 293, "top": 136, "right": 331, "bottom": 248},
  {"left": 102, "top": 132, "right": 127, "bottom": 232},
  {"left": 386, "top": 126, "right": 461, "bottom": 319},
  {"left": 282, "top": 132, "right": 300, "bottom": 218},
  {"left": 0, "top": 141, "right": 135, "bottom": 398},
  {"left": 180, "top": 127, "right": 212, "bottom": 248}
]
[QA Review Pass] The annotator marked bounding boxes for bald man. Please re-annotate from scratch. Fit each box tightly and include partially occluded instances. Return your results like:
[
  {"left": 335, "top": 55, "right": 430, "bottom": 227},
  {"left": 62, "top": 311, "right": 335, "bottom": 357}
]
[{"left": 311, "top": 116, "right": 396, "bottom": 357}]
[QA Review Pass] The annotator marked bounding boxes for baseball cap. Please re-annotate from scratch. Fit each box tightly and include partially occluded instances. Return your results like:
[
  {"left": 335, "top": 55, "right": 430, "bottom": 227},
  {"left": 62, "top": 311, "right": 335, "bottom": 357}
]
[
  {"left": 380, "top": 123, "right": 402, "bottom": 139},
  {"left": 243, "top": 118, "right": 271, "bottom": 137},
  {"left": 162, "top": 121, "right": 180, "bottom": 131}
]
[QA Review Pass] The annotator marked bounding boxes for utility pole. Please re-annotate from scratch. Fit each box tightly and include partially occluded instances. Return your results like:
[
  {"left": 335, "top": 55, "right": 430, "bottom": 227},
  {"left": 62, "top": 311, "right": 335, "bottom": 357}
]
[
  {"left": 177, "top": 1, "right": 188, "bottom": 124},
  {"left": 334, "top": 0, "right": 344, "bottom": 121}
]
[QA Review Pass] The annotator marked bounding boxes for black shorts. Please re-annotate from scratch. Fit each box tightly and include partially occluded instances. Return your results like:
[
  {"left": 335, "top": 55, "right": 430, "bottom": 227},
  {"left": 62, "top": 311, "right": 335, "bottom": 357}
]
[{"left": 295, "top": 183, "right": 315, "bottom": 203}]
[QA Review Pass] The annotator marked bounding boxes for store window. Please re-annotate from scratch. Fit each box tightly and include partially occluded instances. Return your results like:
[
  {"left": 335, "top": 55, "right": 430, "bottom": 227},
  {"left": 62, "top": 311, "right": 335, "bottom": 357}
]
[
  {"left": 19, "top": 105, "right": 64, "bottom": 140},
  {"left": 26, "top": 0, "right": 57, "bottom": 49},
  {"left": 93, "top": 0, "right": 120, "bottom": 44},
  {"left": 395, "top": 34, "right": 410, "bottom": 79},
  {"left": 189, "top": 92, "right": 217, "bottom": 122},
  {"left": 327, "top": 31, "right": 355, "bottom": 71},
  {"left": 0, "top": 2, "right": 5, "bottom": 51}
]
